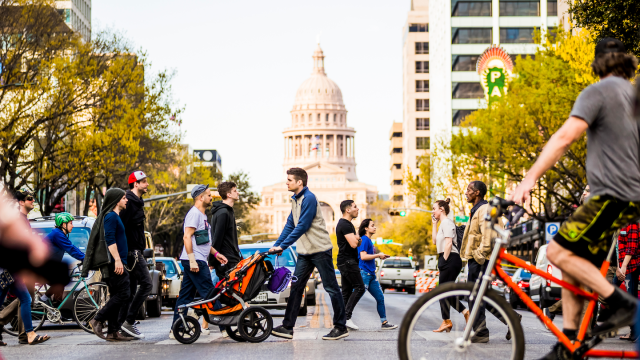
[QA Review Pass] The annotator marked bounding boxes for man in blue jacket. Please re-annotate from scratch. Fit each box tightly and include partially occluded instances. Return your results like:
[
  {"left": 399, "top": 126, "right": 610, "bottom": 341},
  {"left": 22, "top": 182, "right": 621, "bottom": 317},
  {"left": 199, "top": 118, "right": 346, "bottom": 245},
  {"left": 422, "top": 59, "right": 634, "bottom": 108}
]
[
  {"left": 269, "top": 168, "right": 348, "bottom": 341},
  {"left": 40, "top": 212, "right": 85, "bottom": 303}
]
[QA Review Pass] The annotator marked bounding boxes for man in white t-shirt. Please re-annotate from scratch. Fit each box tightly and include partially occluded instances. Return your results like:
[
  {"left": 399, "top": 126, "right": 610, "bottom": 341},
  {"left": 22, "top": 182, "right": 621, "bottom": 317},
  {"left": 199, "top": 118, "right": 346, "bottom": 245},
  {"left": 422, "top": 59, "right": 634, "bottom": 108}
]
[{"left": 170, "top": 184, "right": 228, "bottom": 337}]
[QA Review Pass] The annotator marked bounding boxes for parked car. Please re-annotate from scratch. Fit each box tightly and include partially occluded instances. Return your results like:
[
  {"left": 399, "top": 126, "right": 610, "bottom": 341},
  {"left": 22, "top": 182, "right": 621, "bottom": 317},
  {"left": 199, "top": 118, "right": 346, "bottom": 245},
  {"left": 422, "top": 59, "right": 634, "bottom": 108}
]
[
  {"left": 239, "top": 242, "right": 308, "bottom": 315},
  {"left": 491, "top": 265, "right": 517, "bottom": 297},
  {"left": 456, "top": 262, "right": 469, "bottom": 283},
  {"left": 505, "top": 267, "right": 532, "bottom": 308},
  {"left": 529, "top": 244, "right": 562, "bottom": 308},
  {"left": 377, "top": 257, "right": 417, "bottom": 294},
  {"left": 155, "top": 257, "right": 182, "bottom": 309},
  {"left": 290, "top": 245, "right": 317, "bottom": 305}
]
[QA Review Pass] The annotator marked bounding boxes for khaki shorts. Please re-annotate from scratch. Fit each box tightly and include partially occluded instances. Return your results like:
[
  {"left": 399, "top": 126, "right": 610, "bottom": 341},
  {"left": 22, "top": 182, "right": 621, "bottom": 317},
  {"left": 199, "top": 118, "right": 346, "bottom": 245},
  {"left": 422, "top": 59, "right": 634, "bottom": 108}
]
[{"left": 553, "top": 195, "right": 640, "bottom": 267}]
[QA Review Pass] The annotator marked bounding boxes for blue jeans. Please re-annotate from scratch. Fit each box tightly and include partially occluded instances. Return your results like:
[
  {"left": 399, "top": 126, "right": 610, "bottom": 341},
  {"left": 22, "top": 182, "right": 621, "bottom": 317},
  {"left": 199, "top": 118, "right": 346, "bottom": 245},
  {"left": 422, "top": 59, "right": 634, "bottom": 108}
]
[
  {"left": 0, "top": 279, "right": 34, "bottom": 333},
  {"left": 172, "top": 260, "right": 214, "bottom": 327},
  {"left": 283, "top": 249, "right": 346, "bottom": 330},
  {"left": 614, "top": 266, "right": 640, "bottom": 336},
  {"left": 361, "top": 270, "right": 386, "bottom": 322}
]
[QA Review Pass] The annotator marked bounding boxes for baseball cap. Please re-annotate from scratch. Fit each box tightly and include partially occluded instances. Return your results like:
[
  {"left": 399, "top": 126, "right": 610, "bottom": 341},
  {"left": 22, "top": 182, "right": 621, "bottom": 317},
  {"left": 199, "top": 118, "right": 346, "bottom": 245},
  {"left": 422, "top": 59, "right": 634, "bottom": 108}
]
[
  {"left": 128, "top": 170, "right": 148, "bottom": 184},
  {"left": 14, "top": 189, "right": 34, "bottom": 202},
  {"left": 191, "top": 184, "right": 209, "bottom": 200},
  {"left": 595, "top": 38, "right": 626, "bottom": 56}
]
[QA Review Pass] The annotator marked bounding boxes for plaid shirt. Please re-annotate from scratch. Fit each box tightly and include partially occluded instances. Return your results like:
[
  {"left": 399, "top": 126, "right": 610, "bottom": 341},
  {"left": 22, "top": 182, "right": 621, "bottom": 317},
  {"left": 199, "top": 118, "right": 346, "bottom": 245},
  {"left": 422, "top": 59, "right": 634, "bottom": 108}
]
[{"left": 618, "top": 223, "right": 640, "bottom": 274}]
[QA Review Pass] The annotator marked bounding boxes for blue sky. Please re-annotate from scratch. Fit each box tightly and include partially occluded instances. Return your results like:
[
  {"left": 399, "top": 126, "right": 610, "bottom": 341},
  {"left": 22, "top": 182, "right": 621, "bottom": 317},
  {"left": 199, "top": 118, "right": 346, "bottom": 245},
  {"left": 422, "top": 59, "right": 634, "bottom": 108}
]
[{"left": 93, "top": 0, "right": 410, "bottom": 195}]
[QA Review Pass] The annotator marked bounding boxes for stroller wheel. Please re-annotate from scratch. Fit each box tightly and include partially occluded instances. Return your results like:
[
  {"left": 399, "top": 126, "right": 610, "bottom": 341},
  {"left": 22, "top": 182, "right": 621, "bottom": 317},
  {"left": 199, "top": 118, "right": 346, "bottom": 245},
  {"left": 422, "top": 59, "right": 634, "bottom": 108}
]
[
  {"left": 226, "top": 326, "right": 246, "bottom": 342},
  {"left": 238, "top": 306, "right": 273, "bottom": 343},
  {"left": 172, "top": 316, "right": 201, "bottom": 344}
]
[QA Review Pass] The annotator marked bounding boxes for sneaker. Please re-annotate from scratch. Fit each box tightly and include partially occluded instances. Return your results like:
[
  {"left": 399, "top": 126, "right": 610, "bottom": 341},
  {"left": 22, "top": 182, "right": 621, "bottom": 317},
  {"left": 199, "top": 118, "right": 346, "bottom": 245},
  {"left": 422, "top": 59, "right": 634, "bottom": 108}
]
[
  {"left": 169, "top": 331, "right": 175, "bottom": 340},
  {"left": 593, "top": 287, "right": 637, "bottom": 336},
  {"left": 537, "top": 342, "right": 571, "bottom": 360},
  {"left": 133, "top": 321, "right": 141, "bottom": 326},
  {"left": 381, "top": 321, "right": 398, "bottom": 330},
  {"left": 201, "top": 327, "right": 210, "bottom": 335},
  {"left": 346, "top": 319, "right": 359, "bottom": 330},
  {"left": 121, "top": 321, "right": 145, "bottom": 339},
  {"left": 271, "top": 325, "right": 294, "bottom": 339},
  {"left": 322, "top": 327, "right": 349, "bottom": 340},
  {"left": 221, "top": 330, "right": 229, "bottom": 338}
]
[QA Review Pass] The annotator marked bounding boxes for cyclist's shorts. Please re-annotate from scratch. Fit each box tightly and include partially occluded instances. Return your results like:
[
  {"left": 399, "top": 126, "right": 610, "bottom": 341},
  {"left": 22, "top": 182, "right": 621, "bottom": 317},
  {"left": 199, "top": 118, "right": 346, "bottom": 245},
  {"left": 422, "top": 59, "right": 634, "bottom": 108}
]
[{"left": 553, "top": 195, "right": 640, "bottom": 267}]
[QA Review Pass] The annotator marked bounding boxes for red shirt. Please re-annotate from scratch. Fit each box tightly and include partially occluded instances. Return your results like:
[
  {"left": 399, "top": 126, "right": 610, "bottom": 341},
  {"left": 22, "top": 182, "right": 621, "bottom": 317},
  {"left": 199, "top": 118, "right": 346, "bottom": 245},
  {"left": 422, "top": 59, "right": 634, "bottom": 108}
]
[{"left": 618, "top": 223, "right": 640, "bottom": 274}]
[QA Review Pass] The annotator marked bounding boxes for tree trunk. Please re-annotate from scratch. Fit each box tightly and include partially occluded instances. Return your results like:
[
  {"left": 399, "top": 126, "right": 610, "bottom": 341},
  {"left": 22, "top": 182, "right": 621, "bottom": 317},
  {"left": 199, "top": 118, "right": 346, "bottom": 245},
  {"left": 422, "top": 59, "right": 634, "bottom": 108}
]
[{"left": 83, "top": 181, "right": 92, "bottom": 216}]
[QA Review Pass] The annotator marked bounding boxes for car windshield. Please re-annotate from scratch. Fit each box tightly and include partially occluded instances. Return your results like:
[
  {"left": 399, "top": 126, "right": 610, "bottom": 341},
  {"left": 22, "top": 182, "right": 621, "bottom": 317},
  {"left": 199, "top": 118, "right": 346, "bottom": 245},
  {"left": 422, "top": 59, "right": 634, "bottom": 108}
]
[
  {"left": 157, "top": 259, "right": 178, "bottom": 276},
  {"left": 382, "top": 259, "right": 413, "bottom": 268},
  {"left": 240, "top": 248, "right": 296, "bottom": 267},
  {"left": 34, "top": 227, "right": 91, "bottom": 252}
]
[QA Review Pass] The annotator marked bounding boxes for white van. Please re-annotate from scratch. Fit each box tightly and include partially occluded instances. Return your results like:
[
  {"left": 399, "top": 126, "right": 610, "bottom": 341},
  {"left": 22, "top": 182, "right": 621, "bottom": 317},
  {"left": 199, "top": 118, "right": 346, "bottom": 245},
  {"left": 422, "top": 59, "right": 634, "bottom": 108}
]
[{"left": 529, "top": 244, "right": 563, "bottom": 308}]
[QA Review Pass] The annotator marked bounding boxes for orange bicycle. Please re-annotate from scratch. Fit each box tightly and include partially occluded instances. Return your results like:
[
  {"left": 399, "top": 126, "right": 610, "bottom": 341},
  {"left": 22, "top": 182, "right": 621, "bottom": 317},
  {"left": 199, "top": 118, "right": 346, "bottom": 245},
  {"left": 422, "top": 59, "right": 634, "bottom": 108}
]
[{"left": 398, "top": 197, "right": 638, "bottom": 360}]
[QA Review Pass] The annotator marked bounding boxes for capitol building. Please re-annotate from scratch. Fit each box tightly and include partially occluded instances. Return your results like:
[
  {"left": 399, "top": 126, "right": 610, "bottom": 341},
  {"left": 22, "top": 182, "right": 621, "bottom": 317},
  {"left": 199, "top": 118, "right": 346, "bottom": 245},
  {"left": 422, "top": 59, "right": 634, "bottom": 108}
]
[{"left": 258, "top": 44, "right": 378, "bottom": 234}]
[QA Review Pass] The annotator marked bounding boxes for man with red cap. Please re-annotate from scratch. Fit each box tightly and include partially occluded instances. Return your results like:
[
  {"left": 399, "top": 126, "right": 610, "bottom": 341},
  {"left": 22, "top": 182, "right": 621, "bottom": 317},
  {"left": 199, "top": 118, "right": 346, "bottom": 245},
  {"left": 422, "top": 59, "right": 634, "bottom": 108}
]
[{"left": 117, "top": 170, "right": 152, "bottom": 339}]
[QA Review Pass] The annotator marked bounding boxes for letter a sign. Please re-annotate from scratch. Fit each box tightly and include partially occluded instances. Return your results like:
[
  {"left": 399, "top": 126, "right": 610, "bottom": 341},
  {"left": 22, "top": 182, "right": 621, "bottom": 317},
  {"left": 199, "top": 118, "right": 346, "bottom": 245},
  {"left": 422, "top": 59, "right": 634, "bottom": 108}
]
[{"left": 477, "top": 45, "right": 513, "bottom": 105}]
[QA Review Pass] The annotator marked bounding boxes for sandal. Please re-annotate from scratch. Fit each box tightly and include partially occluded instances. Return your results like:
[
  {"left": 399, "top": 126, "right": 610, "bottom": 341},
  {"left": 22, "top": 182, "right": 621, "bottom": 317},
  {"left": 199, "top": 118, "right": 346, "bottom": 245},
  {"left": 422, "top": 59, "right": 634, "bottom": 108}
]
[{"left": 28, "top": 334, "right": 50, "bottom": 345}]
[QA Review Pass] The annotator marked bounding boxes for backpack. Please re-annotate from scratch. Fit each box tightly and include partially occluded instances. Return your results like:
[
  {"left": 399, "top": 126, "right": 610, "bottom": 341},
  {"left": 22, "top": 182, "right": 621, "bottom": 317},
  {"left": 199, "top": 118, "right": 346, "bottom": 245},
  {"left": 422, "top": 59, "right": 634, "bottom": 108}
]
[
  {"left": 454, "top": 225, "right": 466, "bottom": 252},
  {"left": 267, "top": 255, "right": 293, "bottom": 293}
]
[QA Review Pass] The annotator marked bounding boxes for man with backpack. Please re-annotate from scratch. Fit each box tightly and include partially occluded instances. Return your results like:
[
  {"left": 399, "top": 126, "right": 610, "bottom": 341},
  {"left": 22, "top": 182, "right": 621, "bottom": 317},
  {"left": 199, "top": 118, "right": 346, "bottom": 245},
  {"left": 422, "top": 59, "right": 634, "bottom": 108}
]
[{"left": 459, "top": 180, "right": 516, "bottom": 343}]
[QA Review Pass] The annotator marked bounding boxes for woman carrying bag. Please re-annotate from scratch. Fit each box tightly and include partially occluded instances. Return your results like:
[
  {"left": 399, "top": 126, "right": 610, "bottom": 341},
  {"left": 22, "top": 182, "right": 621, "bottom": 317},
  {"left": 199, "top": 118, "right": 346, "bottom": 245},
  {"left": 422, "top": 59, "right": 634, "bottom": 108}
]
[{"left": 431, "top": 198, "right": 469, "bottom": 333}]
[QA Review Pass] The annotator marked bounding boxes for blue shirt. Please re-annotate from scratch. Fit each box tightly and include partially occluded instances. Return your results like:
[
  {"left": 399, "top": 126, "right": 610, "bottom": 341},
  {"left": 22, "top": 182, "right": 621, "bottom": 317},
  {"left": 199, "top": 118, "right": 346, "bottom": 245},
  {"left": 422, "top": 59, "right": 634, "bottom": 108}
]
[
  {"left": 357, "top": 235, "right": 376, "bottom": 273},
  {"left": 104, "top": 212, "right": 128, "bottom": 264},
  {"left": 274, "top": 187, "right": 318, "bottom": 251},
  {"left": 45, "top": 227, "right": 85, "bottom": 263}
]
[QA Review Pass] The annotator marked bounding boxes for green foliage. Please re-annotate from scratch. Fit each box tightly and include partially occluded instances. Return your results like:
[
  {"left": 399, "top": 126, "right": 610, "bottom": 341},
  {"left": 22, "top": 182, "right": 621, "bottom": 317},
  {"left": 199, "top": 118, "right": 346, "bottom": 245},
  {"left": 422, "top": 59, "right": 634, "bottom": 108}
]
[
  {"left": 378, "top": 212, "right": 436, "bottom": 262},
  {"left": 569, "top": 0, "right": 640, "bottom": 57}
]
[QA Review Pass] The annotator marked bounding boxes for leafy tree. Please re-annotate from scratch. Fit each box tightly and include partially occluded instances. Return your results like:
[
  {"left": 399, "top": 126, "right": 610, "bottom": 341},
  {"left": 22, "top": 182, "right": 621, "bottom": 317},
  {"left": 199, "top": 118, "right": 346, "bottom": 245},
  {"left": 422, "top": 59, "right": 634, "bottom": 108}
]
[
  {"left": 450, "top": 29, "right": 595, "bottom": 220},
  {"left": 377, "top": 212, "right": 436, "bottom": 264},
  {"left": 568, "top": 0, "right": 640, "bottom": 57}
]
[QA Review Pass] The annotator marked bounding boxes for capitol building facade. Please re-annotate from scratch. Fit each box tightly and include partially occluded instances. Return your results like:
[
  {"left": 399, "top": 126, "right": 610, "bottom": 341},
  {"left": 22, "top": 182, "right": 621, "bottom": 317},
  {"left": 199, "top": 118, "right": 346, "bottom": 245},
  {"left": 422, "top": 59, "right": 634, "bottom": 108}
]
[{"left": 258, "top": 44, "right": 378, "bottom": 234}]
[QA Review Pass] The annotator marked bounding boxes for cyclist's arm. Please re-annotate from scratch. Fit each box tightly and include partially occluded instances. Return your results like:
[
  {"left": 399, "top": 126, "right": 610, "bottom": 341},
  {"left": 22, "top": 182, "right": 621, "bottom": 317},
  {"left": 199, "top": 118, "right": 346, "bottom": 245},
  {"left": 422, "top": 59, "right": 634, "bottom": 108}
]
[
  {"left": 512, "top": 117, "right": 588, "bottom": 203},
  {"left": 59, "top": 237, "right": 85, "bottom": 261}
]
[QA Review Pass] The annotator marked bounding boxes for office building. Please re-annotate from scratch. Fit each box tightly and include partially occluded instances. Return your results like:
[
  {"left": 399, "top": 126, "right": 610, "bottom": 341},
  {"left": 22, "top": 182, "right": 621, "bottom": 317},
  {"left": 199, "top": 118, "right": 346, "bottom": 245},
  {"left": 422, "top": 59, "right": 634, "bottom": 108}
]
[{"left": 55, "top": 0, "right": 91, "bottom": 42}]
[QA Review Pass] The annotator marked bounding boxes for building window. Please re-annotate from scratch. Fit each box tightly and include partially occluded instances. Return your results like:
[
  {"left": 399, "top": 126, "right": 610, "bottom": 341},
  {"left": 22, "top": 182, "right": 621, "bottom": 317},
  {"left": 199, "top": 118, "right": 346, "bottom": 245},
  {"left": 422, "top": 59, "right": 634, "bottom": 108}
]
[
  {"left": 547, "top": 1, "right": 558, "bottom": 15},
  {"left": 452, "top": 28, "right": 492, "bottom": 44},
  {"left": 415, "top": 42, "right": 429, "bottom": 54},
  {"left": 393, "top": 180, "right": 403, "bottom": 185},
  {"left": 317, "top": 113, "right": 321, "bottom": 122},
  {"left": 392, "top": 132, "right": 402, "bottom": 138},
  {"left": 453, "top": 110, "right": 475, "bottom": 126},
  {"left": 452, "top": 55, "right": 479, "bottom": 71},
  {"left": 499, "top": 1, "right": 539, "bottom": 16},
  {"left": 415, "top": 61, "right": 429, "bottom": 73},
  {"left": 394, "top": 164, "right": 402, "bottom": 169},
  {"left": 452, "top": 1, "right": 491, "bottom": 16},
  {"left": 416, "top": 80, "right": 429, "bottom": 92},
  {"left": 325, "top": 114, "right": 329, "bottom": 122},
  {"left": 393, "top": 195, "right": 404, "bottom": 201},
  {"left": 333, "top": 114, "right": 337, "bottom": 122},
  {"left": 416, "top": 137, "right": 430, "bottom": 150},
  {"left": 393, "top": 148, "right": 403, "bottom": 154},
  {"left": 308, "top": 113, "right": 312, "bottom": 122},
  {"left": 416, "top": 118, "right": 430, "bottom": 130},
  {"left": 500, "top": 28, "right": 535, "bottom": 43},
  {"left": 452, "top": 82, "right": 484, "bottom": 99},
  {"left": 416, "top": 99, "right": 429, "bottom": 111},
  {"left": 409, "top": 23, "right": 428, "bottom": 32}
]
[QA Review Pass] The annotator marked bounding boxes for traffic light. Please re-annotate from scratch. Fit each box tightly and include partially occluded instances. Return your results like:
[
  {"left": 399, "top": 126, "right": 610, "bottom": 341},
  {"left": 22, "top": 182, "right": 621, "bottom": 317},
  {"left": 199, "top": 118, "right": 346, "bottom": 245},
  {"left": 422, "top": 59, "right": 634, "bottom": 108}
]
[
  {"left": 399, "top": 210, "right": 406, "bottom": 217},
  {"left": 389, "top": 209, "right": 408, "bottom": 217}
]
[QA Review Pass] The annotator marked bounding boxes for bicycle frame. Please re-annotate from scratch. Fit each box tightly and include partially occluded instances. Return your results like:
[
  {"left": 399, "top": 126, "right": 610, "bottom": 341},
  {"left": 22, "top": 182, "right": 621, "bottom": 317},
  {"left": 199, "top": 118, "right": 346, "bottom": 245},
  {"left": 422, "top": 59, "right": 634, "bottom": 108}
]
[
  {"left": 33, "top": 276, "right": 100, "bottom": 318},
  {"left": 461, "top": 204, "right": 639, "bottom": 359}
]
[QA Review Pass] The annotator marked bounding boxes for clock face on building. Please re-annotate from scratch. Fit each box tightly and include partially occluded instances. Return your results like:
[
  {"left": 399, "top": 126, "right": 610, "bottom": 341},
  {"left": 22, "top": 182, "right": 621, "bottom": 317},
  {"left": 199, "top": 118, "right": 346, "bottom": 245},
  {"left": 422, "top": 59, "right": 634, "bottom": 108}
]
[{"left": 202, "top": 151, "right": 214, "bottom": 161}]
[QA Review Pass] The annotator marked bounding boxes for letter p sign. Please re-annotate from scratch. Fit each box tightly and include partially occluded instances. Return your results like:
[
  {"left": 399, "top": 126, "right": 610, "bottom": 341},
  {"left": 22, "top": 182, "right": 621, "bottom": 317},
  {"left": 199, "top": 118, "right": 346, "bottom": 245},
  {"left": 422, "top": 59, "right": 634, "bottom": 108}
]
[{"left": 490, "top": 71, "right": 501, "bottom": 83}]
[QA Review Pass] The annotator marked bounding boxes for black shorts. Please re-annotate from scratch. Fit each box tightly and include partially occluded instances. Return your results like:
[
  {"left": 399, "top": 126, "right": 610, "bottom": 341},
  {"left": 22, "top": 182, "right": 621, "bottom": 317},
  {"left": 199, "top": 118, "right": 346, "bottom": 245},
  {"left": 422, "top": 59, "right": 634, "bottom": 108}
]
[{"left": 553, "top": 195, "right": 640, "bottom": 267}]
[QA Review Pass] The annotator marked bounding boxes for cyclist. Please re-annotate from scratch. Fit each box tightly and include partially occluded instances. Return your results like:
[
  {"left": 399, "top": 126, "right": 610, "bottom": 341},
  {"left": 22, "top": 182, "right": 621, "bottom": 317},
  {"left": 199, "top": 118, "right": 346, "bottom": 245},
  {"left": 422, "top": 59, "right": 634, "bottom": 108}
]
[
  {"left": 511, "top": 38, "right": 639, "bottom": 359},
  {"left": 40, "top": 212, "right": 85, "bottom": 303}
]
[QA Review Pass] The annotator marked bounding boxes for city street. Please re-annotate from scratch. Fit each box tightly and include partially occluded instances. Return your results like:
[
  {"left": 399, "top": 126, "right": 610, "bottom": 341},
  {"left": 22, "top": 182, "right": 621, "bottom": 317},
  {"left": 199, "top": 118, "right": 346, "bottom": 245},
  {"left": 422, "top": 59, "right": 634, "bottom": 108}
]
[{"left": 0, "top": 287, "right": 634, "bottom": 360}]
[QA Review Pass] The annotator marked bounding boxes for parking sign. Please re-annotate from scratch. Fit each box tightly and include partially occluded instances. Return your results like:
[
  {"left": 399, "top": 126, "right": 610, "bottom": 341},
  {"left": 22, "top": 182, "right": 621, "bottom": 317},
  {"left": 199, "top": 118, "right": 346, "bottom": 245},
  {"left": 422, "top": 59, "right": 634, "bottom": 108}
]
[{"left": 545, "top": 222, "right": 560, "bottom": 243}]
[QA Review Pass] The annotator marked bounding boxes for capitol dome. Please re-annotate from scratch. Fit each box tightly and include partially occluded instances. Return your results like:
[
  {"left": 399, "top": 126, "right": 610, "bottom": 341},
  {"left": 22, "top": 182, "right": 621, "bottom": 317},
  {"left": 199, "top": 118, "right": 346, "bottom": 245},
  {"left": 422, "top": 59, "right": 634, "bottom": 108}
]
[{"left": 293, "top": 44, "right": 345, "bottom": 110}]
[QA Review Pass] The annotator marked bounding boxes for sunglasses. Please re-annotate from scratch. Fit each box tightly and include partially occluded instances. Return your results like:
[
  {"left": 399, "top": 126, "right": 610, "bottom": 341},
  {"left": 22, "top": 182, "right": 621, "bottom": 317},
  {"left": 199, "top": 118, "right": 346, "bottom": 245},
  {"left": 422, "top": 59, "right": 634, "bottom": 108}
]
[{"left": 25, "top": 196, "right": 34, "bottom": 201}]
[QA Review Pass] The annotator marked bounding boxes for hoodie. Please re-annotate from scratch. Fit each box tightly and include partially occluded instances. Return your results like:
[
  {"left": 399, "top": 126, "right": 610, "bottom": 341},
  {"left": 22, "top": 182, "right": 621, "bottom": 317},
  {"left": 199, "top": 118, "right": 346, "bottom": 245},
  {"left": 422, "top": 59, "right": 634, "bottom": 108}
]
[
  {"left": 210, "top": 201, "right": 242, "bottom": 274},
  {"left": 119, "top": 190, "right": 146, "bottom": 252}
]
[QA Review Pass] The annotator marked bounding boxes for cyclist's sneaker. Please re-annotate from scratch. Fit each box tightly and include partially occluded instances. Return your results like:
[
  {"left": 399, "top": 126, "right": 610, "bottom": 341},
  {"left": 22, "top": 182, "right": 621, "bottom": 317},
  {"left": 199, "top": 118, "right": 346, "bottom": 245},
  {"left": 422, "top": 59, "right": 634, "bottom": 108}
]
[
  {"left": 593, "top": 287, "right": 637, "bottom": 336},
  {"left": 121, "top": 321, "right": 145, "bottom": 339},
  {"left": 381, "top": 321, "right": 398, "bottom": 330},
  {"left": 271, "top": 325, "right": 293, "bottom": 339},
  {"left": 322, "top": 327, "right": 349, "bottom": 340},
  {"left": 506, "top": 313, "right": 522, "bottom": 340},
  {"left": 538, "top": 342, "right": 571, "bottom": 360}
]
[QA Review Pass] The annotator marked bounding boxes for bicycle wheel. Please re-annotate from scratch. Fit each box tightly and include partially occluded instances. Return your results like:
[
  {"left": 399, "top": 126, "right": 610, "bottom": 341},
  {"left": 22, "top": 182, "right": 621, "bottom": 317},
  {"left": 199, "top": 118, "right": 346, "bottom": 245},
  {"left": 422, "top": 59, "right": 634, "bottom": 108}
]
[
  {"left": 2, "top": 297, "right": 20, "bottom": 336},
  {"left": 73, "top": 282, "right": 109, "bottom": 334},
  {"left": 398, "top": 282, "right": 524, "bottom": 360}
]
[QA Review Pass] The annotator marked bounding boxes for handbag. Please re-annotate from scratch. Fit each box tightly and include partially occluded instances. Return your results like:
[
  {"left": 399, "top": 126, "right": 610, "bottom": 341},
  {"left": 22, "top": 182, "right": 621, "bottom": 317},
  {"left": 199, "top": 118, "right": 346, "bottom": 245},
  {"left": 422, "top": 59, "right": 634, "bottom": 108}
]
[
  {"left": 194, "top": 229, "right": 210, "bottom": 245},
  {"left": 267, "top": 255, "right": 293, "bottom": 293},
  {"left": 0, "top": 269, "right": 14, "bottom": 291}
]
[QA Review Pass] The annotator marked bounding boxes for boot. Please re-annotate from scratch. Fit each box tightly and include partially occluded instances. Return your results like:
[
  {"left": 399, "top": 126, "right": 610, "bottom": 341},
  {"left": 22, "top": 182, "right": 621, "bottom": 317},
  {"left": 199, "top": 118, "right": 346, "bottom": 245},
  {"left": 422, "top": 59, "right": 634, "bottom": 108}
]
[
  {"left": 433, "top": 319, "right": 453, "bottom": 333},
  {"left": 462, "top": 309, "right": 470, "bottom": 324}
]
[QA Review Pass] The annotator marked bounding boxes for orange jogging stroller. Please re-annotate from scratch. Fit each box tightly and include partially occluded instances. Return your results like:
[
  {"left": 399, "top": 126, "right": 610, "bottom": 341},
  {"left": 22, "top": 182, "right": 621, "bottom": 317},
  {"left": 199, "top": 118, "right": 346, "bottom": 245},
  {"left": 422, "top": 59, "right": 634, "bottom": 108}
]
[{"left": 172, "top": 250, "right": 274, "bottom": 344}]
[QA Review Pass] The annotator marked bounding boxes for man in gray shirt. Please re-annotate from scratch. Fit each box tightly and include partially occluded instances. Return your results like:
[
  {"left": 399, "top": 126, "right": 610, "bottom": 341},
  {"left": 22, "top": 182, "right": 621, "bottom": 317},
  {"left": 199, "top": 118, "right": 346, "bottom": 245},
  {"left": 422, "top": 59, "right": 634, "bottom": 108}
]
[{"left": 512, "top": 38, "right": 639, "bottom": 359}]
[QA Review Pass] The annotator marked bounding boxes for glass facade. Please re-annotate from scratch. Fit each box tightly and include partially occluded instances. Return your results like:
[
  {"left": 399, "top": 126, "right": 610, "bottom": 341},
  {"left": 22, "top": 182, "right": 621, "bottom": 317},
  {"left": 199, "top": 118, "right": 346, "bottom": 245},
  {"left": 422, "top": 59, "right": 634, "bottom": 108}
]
[
  {"left": 500, "top": 28, "right": 535, "bottom": 43},
  {"left": 499, "top": 1, "right": 539, "bottom": 16},
  {"left": 452, "top": 83, "right": 484, "bottom": 99},
  {"left": 452, "top": 28, "right": 492, "bottom": 44},
  {"left": 547, "top": 1, "right": 558, "bottom": 15},
  {"left": 453, "top": 110, "right": 475, "bottom": 126},
  {"left": 452, "top": 55, "right": 480, "bottom": 71},
  {"left": 452, "top": 1, "right": 491, "bottom": 16}
]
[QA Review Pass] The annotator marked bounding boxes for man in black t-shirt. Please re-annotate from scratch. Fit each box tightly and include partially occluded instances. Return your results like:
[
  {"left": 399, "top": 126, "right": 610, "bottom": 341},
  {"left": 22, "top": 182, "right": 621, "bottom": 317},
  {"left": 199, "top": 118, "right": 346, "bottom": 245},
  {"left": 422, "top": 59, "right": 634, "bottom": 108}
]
[{"left": 336, "top": 200, "right": 365, "bottom": 330}]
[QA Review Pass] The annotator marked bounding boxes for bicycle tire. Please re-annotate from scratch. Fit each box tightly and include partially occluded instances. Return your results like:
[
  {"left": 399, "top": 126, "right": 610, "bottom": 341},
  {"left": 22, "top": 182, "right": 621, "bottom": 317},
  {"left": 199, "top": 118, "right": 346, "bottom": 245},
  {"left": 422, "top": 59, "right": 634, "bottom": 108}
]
[
  {"left": 73, "top": 282, "right": 109, "bottom": 334},
  {"left": 398, "top": 282, "right": 525, "bottom": 360}
]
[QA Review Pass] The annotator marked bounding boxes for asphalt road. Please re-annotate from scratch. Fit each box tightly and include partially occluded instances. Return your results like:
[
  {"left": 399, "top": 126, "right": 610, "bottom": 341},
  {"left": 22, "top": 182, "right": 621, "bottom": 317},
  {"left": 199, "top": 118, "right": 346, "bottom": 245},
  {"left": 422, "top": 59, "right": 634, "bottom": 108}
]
[{"left": 0, "top": 287, "right": 635, "bottom": 360}]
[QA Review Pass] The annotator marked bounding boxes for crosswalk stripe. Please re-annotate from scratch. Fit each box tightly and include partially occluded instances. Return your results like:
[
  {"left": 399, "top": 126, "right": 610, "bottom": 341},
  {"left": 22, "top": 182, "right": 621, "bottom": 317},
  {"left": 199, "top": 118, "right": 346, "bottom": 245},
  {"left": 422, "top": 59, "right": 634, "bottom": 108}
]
[{"left": 321, "top": 293, "right": 332, "bottom": 329}]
